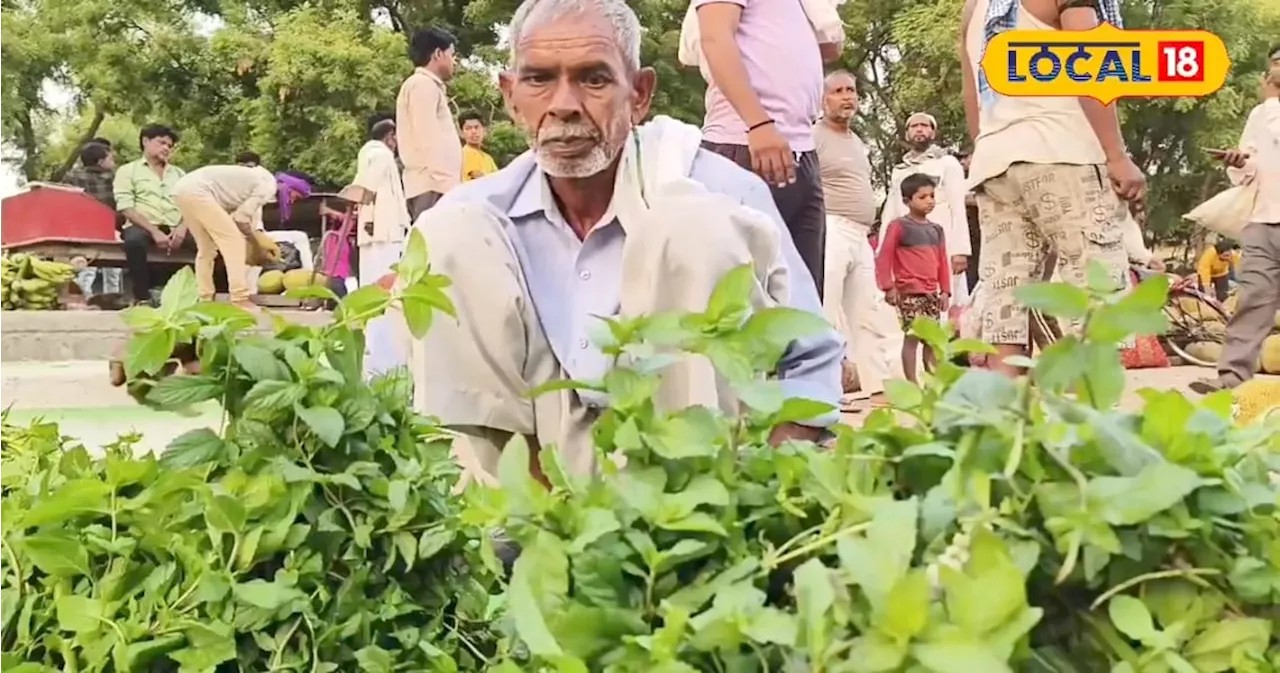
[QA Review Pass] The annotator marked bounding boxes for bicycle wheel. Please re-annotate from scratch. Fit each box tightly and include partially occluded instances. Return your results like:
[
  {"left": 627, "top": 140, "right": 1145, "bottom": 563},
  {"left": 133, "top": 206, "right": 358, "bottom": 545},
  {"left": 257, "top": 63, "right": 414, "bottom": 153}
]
[
  {"left": 1163, "top": 287, "right": 1230, "bottom": 367},
  {"left": 1028, "top": 251, "right": 1064, "bottom": 353}
]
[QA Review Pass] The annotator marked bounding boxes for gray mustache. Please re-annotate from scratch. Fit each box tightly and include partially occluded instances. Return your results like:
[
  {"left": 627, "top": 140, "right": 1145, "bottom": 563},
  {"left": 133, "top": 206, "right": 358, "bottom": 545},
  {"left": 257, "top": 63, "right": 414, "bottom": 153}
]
[{"left": 538, "top": 125, "right": 598, "bottom": 142}]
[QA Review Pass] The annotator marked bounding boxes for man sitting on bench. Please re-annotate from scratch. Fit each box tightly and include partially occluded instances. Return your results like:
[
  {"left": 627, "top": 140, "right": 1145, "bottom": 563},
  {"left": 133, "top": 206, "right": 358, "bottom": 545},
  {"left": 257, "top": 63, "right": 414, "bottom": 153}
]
[{"left": 114, "top": 124, "right": 192, "bottom": 305}]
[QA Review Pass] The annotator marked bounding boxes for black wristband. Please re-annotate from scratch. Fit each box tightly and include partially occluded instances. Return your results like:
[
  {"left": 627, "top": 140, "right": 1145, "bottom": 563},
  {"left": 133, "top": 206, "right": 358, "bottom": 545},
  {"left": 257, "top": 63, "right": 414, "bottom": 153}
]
[{"left": 747, "top": 119, "right": 775, "bottom": 132}]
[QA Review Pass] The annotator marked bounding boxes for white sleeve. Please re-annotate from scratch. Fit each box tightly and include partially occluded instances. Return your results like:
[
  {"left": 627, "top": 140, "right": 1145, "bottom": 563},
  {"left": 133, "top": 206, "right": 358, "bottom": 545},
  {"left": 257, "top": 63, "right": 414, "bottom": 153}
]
[
  {"left": 1226, "top": 106, "right": 1262, "bottom": 187},
  {"left": 881, "top": 168, "right": 902, "bottom": 230},
  {"left": 941, "top": 157, "right": 971, "bottom": 257}
]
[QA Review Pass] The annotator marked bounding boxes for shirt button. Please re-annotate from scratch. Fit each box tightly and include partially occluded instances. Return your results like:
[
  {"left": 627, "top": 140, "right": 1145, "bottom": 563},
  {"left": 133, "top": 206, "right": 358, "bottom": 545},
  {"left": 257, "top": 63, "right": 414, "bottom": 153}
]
[
  {"left": 579, "top": 270, "right": 591, "bottom": 280},
  {"left": 578, "top": 338, "right": 589, "bottom": 349}
]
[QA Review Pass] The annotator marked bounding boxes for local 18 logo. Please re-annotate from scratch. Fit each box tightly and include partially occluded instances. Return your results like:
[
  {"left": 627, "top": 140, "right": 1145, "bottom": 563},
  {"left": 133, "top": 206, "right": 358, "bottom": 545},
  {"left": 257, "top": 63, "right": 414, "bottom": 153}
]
[{"left": 981, "top": 24, "right": 1230, "bottom": 104}]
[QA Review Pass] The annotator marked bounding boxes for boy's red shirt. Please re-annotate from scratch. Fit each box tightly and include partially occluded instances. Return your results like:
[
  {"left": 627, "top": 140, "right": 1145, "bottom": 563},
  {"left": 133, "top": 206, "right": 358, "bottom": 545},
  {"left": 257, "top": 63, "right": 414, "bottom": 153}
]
[{"left": 874, "top": 215, "right": 951, "bottom": 296}]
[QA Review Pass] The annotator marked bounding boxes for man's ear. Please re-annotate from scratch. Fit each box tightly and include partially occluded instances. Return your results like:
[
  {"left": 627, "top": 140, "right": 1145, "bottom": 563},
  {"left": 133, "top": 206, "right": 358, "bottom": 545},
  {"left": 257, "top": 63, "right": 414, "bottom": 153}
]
[
  {"left": 498, "top": 71, "right": 520, "bottom": 122},
  {"left": 631, "top": 67, "right": 657, "bottom": 124}
]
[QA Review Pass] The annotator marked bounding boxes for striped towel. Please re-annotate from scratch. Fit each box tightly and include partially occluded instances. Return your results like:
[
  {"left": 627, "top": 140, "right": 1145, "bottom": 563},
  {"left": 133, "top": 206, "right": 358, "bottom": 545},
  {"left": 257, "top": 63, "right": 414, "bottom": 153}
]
[{"left": 978, "top": 0, "right": 1124, "bottom": 107}]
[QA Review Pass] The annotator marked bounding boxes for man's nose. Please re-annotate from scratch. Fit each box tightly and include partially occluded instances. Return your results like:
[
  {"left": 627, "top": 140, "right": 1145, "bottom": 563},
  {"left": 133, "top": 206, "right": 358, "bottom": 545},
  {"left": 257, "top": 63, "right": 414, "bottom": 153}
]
[{"left": 547, "top": 79, "right": 585, "bottom": 117}]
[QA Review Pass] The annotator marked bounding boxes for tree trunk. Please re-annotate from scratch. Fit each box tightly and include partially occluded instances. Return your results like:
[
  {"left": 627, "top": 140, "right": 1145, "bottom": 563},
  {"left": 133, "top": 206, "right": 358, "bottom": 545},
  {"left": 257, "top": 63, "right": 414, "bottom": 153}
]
[
  {"left": 16, "top": 98, "right": 41, "bottom": 183},
  {"left": 49, "top": 105, "right": 106, "bottom": 183}
]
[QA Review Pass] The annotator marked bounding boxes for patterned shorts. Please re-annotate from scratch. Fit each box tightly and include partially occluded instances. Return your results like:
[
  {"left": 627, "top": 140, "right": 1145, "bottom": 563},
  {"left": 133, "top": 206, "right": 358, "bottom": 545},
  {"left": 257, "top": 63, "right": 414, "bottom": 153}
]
[
  {"left": 974, "top": 162, "right": 1129, "bottom": 346},
  {"left": 896, "top": 293, "right": 945, "bottom": 331}
]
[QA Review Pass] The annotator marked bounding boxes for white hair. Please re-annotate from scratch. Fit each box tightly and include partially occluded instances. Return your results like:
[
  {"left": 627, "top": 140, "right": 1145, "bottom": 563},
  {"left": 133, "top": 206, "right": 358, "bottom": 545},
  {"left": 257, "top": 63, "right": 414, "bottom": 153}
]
[{"left": 508, "top": 0, "right": 642, "bottom": 72}]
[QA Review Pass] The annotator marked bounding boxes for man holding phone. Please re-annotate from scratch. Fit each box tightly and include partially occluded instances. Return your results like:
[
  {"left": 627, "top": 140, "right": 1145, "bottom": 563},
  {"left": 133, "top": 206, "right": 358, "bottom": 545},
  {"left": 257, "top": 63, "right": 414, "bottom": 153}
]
[{"left": 1191, "top": 63, "right": 1280, "bottom": 394}]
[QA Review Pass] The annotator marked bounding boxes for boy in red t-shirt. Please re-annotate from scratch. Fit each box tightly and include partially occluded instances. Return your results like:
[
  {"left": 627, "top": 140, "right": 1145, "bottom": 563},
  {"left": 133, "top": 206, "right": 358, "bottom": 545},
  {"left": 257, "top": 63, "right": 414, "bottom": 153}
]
[{"left": 875, "top": 173, "right": 951, "bottom": 383}]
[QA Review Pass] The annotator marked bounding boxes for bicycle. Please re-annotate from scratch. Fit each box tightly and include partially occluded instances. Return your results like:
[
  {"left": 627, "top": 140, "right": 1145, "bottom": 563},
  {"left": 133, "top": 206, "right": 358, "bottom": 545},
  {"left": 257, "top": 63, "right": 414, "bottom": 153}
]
[
  {"left": 1160, "top": 273, "right": 1230, "bottom": 367},
  {"left": 1029, "top": 263, "right": 1230, "bottom": 367}
]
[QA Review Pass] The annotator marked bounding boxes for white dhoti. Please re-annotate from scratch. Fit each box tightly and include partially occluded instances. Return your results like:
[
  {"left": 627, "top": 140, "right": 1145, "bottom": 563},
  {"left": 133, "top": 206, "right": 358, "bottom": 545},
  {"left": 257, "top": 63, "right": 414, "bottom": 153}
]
[
  {"left": 361, "top": 242, "right": 406, "bottom": 377},
  {"left": 823, "top": 214, "right": 904, "bottom": 395},
  {"left": 950, "top": 271, "right": 970, "bottom": 308}
]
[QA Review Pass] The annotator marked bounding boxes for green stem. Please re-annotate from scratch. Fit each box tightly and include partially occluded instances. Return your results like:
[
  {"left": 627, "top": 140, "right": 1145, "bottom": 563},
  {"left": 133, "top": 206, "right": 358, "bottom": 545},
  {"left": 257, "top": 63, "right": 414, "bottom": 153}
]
[
  {"left": 1, "top": 539, "right": 22, "bottom": 602},
  {"left": 1088, "top": 567, "right": 1221, "bottom": 610},
  {"left": 766, "top": 520, "right": 871, "bottom": 569},
  {"left": 1081, "top": 612, "right": 1142, "bottom": 669},
  {"left": 268, "top": 617, "right": 303, "bottom": 671}
]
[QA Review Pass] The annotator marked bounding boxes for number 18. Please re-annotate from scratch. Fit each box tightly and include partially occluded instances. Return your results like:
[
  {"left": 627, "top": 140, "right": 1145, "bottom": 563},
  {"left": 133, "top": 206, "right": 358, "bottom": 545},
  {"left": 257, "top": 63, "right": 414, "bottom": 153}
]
[{"left": 1160, "top": 43, "right": 1203, "bottom": 81}]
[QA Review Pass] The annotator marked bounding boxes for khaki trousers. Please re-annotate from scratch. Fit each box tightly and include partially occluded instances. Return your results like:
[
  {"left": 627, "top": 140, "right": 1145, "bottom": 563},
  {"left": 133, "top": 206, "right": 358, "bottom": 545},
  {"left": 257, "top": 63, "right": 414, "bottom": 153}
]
[
  {"left": 407, "top": 184, "right": 789, "bottom": 484},
  {"left": 174, "top": 194, "right": 249, "bottom": 302},
  {"left": 822, "top": 214, "right": 903, "bottom": 394},
  {"left": 1218, "top": 222, "right": 1280, "bottom": 385}
]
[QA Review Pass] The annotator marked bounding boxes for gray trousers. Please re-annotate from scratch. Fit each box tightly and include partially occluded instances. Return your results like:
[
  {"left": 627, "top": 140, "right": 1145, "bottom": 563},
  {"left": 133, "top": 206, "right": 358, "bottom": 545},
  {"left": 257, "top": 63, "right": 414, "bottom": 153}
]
[{"left": 1218, "top": 222, "right": 1280, "bottom": 385}]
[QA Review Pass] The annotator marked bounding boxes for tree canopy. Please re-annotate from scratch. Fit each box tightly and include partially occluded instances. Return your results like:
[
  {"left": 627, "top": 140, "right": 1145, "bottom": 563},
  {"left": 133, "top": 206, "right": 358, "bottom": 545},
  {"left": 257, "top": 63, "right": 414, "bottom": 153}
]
[{"left": 3, "top": 0, "right": 1278, "bottom": 250}]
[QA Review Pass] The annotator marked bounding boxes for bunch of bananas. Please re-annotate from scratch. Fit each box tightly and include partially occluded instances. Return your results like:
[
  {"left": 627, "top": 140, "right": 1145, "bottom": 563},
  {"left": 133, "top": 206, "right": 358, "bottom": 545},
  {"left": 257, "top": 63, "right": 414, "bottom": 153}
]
[{"left": 1, "top": 253, "right": 76, "bottom": 311}]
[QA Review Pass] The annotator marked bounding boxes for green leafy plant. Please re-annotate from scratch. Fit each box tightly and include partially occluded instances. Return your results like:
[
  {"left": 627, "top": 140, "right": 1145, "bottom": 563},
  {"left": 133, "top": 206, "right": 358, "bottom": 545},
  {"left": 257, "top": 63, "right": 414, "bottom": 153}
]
[
  {"left": 4, "top": 248, "right": 1277, "bottom": 673},
  {"left": 467, "top": 263, "right": 1280, "bottom": 672},
  {"left": 1, "top": 230, "right": 499, "bottom": 672}
]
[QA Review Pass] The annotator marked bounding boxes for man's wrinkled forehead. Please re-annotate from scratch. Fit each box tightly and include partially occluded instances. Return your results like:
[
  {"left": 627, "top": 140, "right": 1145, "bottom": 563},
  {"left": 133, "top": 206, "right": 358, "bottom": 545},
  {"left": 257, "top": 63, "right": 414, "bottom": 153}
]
[
  {"left": 513, "top": 12, "right": 626, "bottom": 70},
  {"left": 824, "top": 73, "right": 856, "bottom": 94}
]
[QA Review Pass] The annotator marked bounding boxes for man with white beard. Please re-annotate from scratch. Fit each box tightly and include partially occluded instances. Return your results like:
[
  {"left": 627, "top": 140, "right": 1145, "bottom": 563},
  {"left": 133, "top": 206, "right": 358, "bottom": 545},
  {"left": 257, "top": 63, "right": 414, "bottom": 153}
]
[
  {"left": 812, "top": 71, "right": 902, "bottom": 407},
  {"left": 881, "top": 112, "right": 972, "bottom": 305},
  {"left": 403, "top": 0, "right": 842, "bottom": 484}
]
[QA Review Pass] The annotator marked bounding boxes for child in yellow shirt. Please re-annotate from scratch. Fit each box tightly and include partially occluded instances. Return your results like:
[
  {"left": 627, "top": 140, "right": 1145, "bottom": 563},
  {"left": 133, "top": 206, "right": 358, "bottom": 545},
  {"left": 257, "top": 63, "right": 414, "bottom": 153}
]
[
  {"left": 459, "top": 111, "right": 499, "bottom": 181},
  {"left": 1197, "top": 240, "right": 1240, "bottom": 302}
]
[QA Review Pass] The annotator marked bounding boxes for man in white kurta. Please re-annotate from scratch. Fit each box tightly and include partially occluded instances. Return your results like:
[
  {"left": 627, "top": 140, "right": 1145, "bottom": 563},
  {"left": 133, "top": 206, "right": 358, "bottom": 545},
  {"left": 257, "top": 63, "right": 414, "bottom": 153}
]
[
  {"left": 354, "top": 119, "right": 412, "bottom": 376},
  {"left": 881, "top": 112, "right": 972, "bottom": 306}
]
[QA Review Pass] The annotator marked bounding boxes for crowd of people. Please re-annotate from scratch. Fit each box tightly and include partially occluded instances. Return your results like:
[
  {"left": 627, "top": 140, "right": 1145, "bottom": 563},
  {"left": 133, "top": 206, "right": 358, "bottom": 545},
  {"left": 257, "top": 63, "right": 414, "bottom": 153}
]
[
  {"left": 70, "top": 0, "right": 1277, "bottom": 480},
  {"left": 382, "top": 0, "right": 1277, "bottom": 483},
  {"left": 59, "top": 40, "right": 504, "bottom": 310}
]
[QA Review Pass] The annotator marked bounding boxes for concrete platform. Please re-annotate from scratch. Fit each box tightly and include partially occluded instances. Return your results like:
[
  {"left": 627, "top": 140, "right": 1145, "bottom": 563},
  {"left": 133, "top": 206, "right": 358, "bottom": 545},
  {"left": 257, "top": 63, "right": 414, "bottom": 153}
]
[{"left": 0, "top": 308, "right": 332, "bottom": 362}]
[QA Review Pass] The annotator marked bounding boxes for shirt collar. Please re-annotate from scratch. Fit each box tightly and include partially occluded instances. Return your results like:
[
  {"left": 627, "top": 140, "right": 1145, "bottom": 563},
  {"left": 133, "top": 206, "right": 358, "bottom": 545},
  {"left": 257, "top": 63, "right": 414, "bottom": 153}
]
[
  {"left": 507, "top": 161, "right": 621, "bottom": 234},
  {"left": 415, "top": 66, "right": 445, "bottom": 91}
]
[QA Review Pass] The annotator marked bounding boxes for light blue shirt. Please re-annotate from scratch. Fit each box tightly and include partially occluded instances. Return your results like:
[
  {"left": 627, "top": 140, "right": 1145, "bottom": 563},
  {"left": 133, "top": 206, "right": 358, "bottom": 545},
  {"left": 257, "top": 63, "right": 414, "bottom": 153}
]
[{"left": 438, "top": 151, "right": 843, "bottom": 426}]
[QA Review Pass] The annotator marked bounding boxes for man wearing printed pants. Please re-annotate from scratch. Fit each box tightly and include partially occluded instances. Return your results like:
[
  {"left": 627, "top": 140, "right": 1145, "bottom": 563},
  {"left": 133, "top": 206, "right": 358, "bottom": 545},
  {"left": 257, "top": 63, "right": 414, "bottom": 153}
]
[{"left": 958, "top": 0, "right": 1146, "bottom": 377}]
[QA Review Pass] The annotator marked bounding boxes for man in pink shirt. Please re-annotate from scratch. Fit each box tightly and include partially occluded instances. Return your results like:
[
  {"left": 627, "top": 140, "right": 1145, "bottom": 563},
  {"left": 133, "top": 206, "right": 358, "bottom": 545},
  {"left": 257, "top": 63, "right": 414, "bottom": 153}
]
[{"left": 695, "top": 0, "right": 842, "bottom": 297}]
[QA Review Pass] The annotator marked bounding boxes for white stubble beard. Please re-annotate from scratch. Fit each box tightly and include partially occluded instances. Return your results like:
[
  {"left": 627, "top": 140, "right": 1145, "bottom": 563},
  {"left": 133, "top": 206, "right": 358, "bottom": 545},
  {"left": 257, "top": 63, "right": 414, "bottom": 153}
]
[{"left": 532, "top": 109, "right": 632, "bottom": 179}]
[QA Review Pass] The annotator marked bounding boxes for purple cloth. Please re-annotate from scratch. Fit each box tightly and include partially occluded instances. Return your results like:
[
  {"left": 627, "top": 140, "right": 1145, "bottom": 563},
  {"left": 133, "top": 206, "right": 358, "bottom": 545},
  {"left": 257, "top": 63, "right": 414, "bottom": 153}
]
[{"left": 275, "top": 173, "right": 312, "bottom": 223}]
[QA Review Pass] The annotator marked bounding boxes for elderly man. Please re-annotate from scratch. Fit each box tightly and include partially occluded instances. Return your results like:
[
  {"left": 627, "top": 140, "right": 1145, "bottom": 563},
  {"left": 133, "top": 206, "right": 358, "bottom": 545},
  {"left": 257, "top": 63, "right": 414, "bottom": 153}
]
[
  {"left": 881, "top": 112, "right": 971, "bottom": 305},
  {"left": 960, "top": 0, "right": 1145, "bottom": 377},
  {"left": 812, "top": 71, "right": 902, "bottom": 407},
  {"left": 407, "top": 0, "right": 842, "bottom": 482}
]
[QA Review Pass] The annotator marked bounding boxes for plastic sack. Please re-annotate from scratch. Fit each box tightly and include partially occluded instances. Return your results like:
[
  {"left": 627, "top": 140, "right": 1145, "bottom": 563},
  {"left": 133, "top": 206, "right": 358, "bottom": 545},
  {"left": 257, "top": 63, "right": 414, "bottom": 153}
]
[{"left": 1183, "top": 180, "right": 1259, "bottom": 241}]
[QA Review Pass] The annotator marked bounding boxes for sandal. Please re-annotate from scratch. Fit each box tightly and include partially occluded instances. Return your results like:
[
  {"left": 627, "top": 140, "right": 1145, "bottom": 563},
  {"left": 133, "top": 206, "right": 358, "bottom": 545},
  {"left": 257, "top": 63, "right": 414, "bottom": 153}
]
[
  {"left": 839, "top": 393, "right": 864, "bottom": 413},
  {"left": 108, "top": 360, "right": 126, "bottom": 387},
  {"left": 1189, "top": 377, "right": 1231, "bottom": 395}
]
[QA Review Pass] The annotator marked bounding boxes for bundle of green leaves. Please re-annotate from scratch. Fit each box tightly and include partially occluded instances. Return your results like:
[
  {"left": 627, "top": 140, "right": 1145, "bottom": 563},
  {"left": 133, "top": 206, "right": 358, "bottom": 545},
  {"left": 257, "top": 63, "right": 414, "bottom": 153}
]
[
  {"left": 3, "top": 241, "right": 1277, "bottom": 672},
  {"left": 464, "top": 264, "right": 1280, "bottom": 672},
  {"left": 1, "top": 231, "right": 498, "bottom": 672}
]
